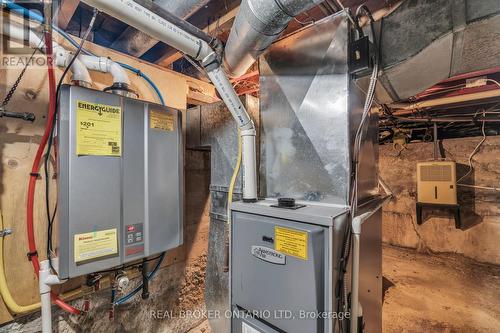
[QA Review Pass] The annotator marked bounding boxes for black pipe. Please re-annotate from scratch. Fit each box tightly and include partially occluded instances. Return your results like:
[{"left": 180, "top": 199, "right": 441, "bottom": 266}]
[{"left": 0, "top": 109, "right": 35, "bottom": 122}]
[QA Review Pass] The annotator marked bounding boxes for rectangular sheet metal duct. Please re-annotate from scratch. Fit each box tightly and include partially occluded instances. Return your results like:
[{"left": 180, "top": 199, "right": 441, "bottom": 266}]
[{"left": 259, "top": 13, "right": 379, "bottom": 206}]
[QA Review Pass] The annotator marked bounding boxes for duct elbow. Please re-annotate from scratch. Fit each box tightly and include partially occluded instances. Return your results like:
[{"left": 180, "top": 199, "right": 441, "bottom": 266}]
[{"left": 223, "top": 0, "right": 320, "bottom": 77}]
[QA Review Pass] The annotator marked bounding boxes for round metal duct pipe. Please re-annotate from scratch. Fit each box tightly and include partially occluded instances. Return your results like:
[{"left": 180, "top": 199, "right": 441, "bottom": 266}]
[{"left": 223, "top": 0, "right": 322, "bottom": 78}]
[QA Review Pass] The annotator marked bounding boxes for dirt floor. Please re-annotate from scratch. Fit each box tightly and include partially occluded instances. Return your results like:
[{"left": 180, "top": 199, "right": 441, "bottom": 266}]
[
  {"left": 383, "top": 245, "right": 500, "bottom": 333},
  {"left": 189, "top": 245, "right": 500, "bottom": 333},
  {"left": 188, "top": 320, "right": 212, "bottom": 333}
]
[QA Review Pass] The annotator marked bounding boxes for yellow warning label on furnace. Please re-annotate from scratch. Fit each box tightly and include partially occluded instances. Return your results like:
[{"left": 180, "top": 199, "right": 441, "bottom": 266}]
[
  {"left": 74, "top": 228, "right": 118, "bottom": 263},
  {"left": 150, "top": 110, "right": 174, "bottom": 131},
  {"left": 275, "top": 226, "right": 308, "bottom": 260},
  {"left": 76, "top": 100, "right": 122, "bottom": 156}
]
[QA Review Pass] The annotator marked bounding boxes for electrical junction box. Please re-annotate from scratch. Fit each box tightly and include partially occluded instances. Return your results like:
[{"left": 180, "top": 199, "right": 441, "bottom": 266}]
[
  {"left": 230, "top": 200, "right": 382, "bottom": 333},
  {"left": 56, "top": 85, "right": 183, "bottom": 279},
  {"left": 417, "top": 161, "right": 457, "bottom": 205}
]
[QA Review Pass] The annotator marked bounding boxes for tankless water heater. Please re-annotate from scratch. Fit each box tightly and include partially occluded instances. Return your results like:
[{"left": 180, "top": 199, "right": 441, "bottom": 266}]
[{"left": 56, "top": 85, "right": 183, "bottom": 279}]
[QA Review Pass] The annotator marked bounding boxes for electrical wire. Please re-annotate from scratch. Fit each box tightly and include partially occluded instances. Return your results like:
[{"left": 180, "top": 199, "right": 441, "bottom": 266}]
[
  {"left": 93, "top": 253, "right": 164, "bottom": 275},
  {"left": 456, "top": 111, "right": 487, "bottom": 184},
  {"left": 457, "top": 183, "right": 500, "bottom": 192},
  {"left": 486, "top": 79, "right": 500, "bottom": 87},
  {"left": 336, "top": 6, "right": 379, "bottom": 330},
  {"left": 24, "top": 11, "right": 81, "bottom": 315}
]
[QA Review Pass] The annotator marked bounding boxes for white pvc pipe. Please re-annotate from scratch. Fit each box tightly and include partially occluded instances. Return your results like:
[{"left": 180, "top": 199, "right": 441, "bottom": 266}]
[
  {"left": 4, "top": 21, "right": 131, "bottom": 87},
  {"left": 39, "top": 261, "right": 52, "bottom": 333},
  {"left": 79, "top": 55, "right": 130, "bottom": 85},
  {"left": 81, "top": 0, "right": 212, "bottom": 61},
  {"left": 351, "top": 232, "right": 361, "bottom": 333},
  {"left": 54, "top": 49, "right": 92, "bottom": 85},
  {"left": 241, "top": 129, "right": 258, "bottom": 200},
  {"left": 206, "top": 67, "right": 258, "bottom": 200},
  {"left": 205, "top": 66, "right": 253, "bottom": 129},
  {"left": 82, "top": 0, "right": 259, "bottom": 201},
  {"left": 3, "top": 21, "right": 92, "bottom": 86}
]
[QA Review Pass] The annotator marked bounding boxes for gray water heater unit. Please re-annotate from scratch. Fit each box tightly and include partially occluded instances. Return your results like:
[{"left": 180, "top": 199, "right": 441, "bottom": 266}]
[{"left": 56, "top": 85, "right": 183, "bottom": 279}]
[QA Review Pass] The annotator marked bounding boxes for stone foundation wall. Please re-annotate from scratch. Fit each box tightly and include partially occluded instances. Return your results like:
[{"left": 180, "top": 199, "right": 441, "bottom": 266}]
[{"left": 380, "top": 136, "right": 500, "bottom": 265}]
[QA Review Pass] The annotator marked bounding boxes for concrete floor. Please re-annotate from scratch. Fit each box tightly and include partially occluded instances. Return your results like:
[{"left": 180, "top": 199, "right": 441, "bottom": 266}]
[{"left": 190, "top": 245, "right": 500, "bottom": 333}]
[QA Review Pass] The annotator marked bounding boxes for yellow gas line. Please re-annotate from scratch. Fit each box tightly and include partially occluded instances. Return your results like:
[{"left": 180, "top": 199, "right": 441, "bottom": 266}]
[{"left": 227, "top": 129, "right": 242, "bottom": 224}]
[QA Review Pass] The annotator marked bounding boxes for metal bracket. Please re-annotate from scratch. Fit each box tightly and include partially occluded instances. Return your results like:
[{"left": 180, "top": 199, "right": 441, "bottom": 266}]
[{"left": 0, "top": 228, "right": 12, "bottom": 237}]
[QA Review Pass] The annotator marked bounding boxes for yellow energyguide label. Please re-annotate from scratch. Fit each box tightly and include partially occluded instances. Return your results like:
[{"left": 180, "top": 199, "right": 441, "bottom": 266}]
[
  {"left": 150, "top": 110, "right": 174, "bottom": 131},
  {"left": 275, "top": 226, "right": 308, "bottom": 260},
  {"left": 74, "top": 228, "right": 118, "bottom": 263},
  {"left": 76, "top": 100, "right": 122, "bottom": 156}
]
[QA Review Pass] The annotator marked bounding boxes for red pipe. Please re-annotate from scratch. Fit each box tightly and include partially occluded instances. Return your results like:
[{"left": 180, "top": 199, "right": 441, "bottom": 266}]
[{"left": 25, "top": 30, "right": 81, "bottom": 316}]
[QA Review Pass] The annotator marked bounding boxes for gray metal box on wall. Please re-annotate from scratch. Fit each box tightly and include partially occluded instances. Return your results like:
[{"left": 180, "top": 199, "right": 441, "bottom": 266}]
[{"left": 56, "top": 85, "right": 183, "bottom": 279}]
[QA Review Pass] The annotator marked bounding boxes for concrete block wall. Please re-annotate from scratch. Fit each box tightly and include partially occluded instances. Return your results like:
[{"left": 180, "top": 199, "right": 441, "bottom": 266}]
[{"left": 380, "top": 136, "right": 500, "bottom": 265}]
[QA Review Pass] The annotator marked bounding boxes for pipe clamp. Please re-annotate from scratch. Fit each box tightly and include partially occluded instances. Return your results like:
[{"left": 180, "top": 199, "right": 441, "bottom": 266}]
[{"left": 0, "top": 228, "right": 12, "bottom": 237}]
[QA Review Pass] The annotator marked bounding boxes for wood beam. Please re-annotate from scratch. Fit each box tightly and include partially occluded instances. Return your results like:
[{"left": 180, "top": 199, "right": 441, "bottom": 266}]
[{"left": 55, "top": 0, "right": 80, "bottom": 30}]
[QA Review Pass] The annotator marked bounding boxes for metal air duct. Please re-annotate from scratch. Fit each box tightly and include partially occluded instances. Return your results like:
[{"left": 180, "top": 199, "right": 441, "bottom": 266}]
[
  {"left": 223, "top": 0, "right": 322, "bottom": 77},
  {"left": 377, "top": 0, "right": 500, "bottom": 101}
]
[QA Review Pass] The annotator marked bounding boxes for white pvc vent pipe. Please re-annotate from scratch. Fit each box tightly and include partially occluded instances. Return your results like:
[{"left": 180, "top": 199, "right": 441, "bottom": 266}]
[
  {"left": 3, "top": 21, "right": 91, "bottom": 85},
  {"left": 2, "top": 21, "right": 130, "bottom": 87},
  {"left": 81, "top": 0, "right": 258, "bottom": 201},
  {"left": 79, "top": 55, "right": 130, "bottom": 85}
]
